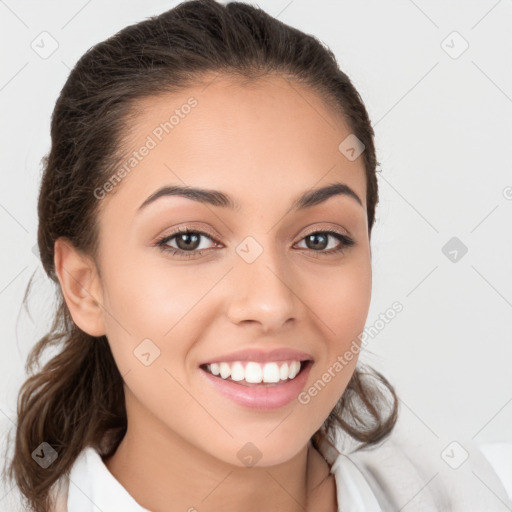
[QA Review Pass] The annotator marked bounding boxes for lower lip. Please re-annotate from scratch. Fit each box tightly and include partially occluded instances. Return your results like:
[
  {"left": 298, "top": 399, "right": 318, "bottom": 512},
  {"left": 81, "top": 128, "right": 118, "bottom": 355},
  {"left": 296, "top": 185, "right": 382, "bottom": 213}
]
[{"left": 199, "top": 361, "right": 313, "bottom": 411}]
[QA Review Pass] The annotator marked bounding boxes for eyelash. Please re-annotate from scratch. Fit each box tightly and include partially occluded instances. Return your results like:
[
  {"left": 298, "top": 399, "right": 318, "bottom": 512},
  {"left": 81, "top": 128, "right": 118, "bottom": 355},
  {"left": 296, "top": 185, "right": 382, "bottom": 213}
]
[{"left": 155, "top": 226, "right": 355, "bottom": 259}]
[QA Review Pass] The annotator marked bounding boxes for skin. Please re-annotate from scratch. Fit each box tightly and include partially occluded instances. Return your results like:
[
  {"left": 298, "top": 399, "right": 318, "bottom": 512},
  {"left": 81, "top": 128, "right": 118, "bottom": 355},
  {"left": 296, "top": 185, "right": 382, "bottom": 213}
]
[{"left": 54, "top": 74, "right": 372, "bottom": 512}]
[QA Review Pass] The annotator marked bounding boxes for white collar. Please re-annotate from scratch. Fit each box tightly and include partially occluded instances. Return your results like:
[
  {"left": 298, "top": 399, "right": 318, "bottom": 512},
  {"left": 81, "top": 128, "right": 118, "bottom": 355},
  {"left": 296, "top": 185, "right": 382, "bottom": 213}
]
[
  {"left": 61, "top": 445, "right": 381, "bottom": 512},
  {"left": 330, "top": 453, "right": 383, "bottom": 512},
  {"left": 66, "top": 447, "right": 150, "bottom": 511}
]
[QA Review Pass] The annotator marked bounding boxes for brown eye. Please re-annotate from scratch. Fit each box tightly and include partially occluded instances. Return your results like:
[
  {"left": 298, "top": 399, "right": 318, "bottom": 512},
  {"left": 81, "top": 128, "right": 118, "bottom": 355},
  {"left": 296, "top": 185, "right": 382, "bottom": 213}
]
[
  {"left": 304, "top": 232, "right": 329, "bottom": 250},
  {"left": 155, "top": 227, "right": 219, "bottom": 258},
  {"left": 174, "top": 232, "right": 201, "bottom": 251},
  {"left": 295, "top": 230, "right": 355, "bottom": 255}
]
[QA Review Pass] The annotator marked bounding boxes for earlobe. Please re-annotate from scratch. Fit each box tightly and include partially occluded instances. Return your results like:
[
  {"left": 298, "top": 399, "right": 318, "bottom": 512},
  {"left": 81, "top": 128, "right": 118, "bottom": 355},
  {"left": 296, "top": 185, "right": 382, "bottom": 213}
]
[{"left": 54, "top": 237, "right": 106, "bottom": 337}]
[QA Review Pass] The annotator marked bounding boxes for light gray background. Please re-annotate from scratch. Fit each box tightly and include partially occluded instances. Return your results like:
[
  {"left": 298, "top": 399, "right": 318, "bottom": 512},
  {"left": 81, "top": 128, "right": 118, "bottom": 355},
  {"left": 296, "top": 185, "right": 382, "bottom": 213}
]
[{"left": 1, "top": 0, "right": 511, "bottom": 454}]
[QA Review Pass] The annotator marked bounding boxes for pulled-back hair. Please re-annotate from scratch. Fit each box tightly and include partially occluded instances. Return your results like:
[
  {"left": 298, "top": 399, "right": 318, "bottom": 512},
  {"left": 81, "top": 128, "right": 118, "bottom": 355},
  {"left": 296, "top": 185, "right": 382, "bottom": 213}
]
[{"left": 2, "top": 1, "right": 398, "bottom": 510}]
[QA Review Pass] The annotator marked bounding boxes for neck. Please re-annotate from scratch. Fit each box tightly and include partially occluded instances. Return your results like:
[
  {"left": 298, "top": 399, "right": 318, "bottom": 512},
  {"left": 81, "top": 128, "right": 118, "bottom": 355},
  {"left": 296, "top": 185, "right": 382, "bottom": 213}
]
[
  {"left": 102, "top": 386, "right": 337, "bottom": 512},
  {"left": 104, "top": 429, "right": 315, "bottom": 512}
]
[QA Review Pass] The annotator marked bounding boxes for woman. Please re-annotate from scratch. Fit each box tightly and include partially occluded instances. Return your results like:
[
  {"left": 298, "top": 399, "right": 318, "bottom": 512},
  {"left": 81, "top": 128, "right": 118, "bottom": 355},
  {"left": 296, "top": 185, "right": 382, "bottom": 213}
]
[{"left": 1, "top": 1, "right": 511, "bottom": 510}]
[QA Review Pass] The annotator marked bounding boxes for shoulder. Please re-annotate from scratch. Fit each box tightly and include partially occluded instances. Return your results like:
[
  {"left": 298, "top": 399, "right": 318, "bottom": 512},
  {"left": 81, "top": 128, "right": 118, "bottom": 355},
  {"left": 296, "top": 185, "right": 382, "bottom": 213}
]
[
  {"left": 63, "top": 445, "right": 151, "bottom": 511},
  {"left": 0, "top": 404, "right": 26, "bottom": 512},
  {"left": 478, "top": 441, "right": 512, "bottom": 503},
  {"left": 0, "top": 404, "right": 71, "bottom": 512},
  {"left": 328, "top": 426, "right": 512, "bottom": 511}
]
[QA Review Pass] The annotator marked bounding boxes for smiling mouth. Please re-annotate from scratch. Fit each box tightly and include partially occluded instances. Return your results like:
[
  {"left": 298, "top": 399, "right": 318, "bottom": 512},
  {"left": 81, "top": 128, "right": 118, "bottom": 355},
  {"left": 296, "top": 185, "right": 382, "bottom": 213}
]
[{"left": 199, "top": 360, "right": 313, "bottom": 387}]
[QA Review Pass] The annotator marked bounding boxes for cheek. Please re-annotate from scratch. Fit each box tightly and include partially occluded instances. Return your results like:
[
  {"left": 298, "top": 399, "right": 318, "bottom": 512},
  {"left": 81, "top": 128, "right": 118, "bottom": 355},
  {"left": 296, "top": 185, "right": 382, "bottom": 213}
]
[
  {"left": 99, "top": 255, "right": 219, "bottom": 377},
  {"left": 303, "top": 255, "right": 372, "bottom": 343},
  {"left": 101, "top": 250, "right": 206, "bottom": 334},
  {"left": 299, "top": 257, "right": 371, "bottom": 405},
  {"left": 325, "top": 273, "right": 372, "bottom": 343}
]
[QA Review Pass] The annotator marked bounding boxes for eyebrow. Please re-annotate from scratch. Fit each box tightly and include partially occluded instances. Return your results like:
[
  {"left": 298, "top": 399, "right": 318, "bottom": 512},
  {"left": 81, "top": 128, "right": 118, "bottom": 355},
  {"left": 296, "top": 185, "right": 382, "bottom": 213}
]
[{"left": 137, "top": 182, "right": 363, "bottom": 213}]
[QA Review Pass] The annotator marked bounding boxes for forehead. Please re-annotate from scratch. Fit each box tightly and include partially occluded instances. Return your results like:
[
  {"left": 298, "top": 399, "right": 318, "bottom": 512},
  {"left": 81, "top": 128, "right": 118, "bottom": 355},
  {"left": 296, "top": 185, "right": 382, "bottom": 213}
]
[{"left": 101, "top": 74, "right": 367, "bottom": 217}]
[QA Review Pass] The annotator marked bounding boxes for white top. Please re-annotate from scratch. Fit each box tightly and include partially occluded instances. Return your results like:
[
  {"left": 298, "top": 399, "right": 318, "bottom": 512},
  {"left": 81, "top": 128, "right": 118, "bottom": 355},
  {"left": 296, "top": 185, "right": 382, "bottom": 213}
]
[
  {"left": 479, "top": 442, "right": 512, "bottom": 504},
  {"left": 64, "top": 447, "right": 383, "bottom": 511},
  {"left": 1, "top": 419, "right": 512, "bottom": 511},
  {"left": 65, "top": 447, "right": 151, "bottom": 511},
  {"left": 46, "top": 440, "right": 512, "bottom": 511}
]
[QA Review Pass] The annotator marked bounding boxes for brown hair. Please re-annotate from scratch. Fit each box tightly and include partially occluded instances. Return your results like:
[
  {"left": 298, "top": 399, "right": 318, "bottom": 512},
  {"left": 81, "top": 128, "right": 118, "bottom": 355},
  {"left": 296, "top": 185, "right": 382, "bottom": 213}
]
[{"left": 1, "top": 1, "right": 398, "bottom": 510}]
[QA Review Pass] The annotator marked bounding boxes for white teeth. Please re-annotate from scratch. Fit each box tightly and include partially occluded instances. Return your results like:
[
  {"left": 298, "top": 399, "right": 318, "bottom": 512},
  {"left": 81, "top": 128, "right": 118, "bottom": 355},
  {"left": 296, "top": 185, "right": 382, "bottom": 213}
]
[
  {"left": 289, "top": 361, "right": 300, "bottom": 379},
  {"left": 245, "top": 362, "right": 263, "bottom": 383},
  {"left": 205, "top": 360, "right": 304, "bottom": 383},
  {"left": 231, "top": 362, "right": 245, "bottom": 381},
  {"left": 262, "top": 362, "right": 280, "bottom": 383},
  {"left": 219, "top": 362, "right": 231, "bottom": 379}
]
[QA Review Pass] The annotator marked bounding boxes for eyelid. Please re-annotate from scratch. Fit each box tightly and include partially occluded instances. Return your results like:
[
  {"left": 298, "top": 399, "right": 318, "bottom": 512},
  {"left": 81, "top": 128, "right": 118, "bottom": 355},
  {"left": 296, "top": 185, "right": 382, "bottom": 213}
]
[
  {"left": 299, "top": 223, "right": 351, "bottom": 240},
  {"left": 154, "top": 223, "right": 355, "bottom": 259},
  {"left": 153, "top": 223, "right": 222, "bottom": 245},
  {"left": 155, "top": 223, "right": 350, "bottom": 246}
]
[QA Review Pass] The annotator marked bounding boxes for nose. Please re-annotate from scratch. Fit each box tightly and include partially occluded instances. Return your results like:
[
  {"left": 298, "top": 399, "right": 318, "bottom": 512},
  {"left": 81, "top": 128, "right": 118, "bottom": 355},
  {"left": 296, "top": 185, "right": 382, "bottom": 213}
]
[{"left": 225, "top": 242, "right": 299, "bottom": 333}]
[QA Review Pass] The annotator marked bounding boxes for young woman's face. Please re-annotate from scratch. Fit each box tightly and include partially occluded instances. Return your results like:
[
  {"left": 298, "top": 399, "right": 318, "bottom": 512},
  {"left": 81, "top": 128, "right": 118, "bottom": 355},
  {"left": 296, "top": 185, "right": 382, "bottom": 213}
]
[{"left": 93, "top": 75, "right": 372, "bottom": 466}]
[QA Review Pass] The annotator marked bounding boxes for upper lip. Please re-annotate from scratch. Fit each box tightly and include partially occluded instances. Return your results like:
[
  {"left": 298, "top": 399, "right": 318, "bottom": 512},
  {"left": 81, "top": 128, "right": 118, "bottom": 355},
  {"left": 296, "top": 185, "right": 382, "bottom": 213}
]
[{"left": 199, "top": 348, "right": 314, "bottom": 366}]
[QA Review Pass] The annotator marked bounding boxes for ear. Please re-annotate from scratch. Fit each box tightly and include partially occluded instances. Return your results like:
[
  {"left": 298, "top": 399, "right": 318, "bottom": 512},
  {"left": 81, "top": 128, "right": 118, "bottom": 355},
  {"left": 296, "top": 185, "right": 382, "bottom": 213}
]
[{"left": 54, "top": 237, "right": 106, "bottom": 337}]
